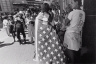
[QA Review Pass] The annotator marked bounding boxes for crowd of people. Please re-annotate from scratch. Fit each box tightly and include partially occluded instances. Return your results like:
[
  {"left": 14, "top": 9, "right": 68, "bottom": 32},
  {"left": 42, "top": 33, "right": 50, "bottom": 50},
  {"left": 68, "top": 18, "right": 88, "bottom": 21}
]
[
  {"left": 2, "top": 8, "right": 38, "bottom": 44},
  {"left": 2, "top": 0, "right": 85, "bottom": 64}
]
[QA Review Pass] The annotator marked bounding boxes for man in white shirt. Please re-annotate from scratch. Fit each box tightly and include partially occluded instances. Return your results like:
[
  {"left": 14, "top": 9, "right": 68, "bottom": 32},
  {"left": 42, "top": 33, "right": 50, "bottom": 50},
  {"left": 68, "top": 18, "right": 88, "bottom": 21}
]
[{"left": 63, "top": 0, "right": 85, "bottom": 63}]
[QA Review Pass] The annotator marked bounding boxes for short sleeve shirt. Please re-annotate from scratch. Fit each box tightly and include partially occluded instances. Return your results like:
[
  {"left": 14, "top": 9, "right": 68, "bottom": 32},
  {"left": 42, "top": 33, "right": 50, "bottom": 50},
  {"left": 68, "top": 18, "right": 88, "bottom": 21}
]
[
  {"left": 67, "top": 9, "right": 85, "bottom": 33},
  {"left": 64, "top": 9, "right": 85, "bottom": 51}
]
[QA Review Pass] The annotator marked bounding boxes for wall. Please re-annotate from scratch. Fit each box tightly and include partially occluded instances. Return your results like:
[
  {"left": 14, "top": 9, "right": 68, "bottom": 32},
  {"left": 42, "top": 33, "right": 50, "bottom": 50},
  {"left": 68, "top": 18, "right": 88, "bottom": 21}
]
[{"left": 82, "top": 0, "right": 96, "bottom": 63}]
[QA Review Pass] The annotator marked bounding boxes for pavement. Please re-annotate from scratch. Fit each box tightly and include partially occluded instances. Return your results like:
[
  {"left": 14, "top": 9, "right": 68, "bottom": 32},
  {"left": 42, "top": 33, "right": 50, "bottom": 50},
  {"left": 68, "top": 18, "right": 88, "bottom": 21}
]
[{"left": 0, "top": 28, "right": 38, "bottom": 64}]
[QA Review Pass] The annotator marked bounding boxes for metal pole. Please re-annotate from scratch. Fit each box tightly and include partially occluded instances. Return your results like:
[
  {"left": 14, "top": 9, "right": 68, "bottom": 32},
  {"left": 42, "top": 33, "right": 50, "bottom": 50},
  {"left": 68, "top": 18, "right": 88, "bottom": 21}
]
[
  {"left": 35, "top": 19, "right": 39, "bottom": 62},
  {"left": 59, "top": 0, "right": 63, "bottom": 23}
]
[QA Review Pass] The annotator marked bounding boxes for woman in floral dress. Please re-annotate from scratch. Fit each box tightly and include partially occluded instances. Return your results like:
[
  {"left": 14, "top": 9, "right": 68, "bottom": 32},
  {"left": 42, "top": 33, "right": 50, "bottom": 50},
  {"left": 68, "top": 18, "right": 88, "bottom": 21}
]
[{"left": 35, "top": 3, "right": 66, "bottom": 64}]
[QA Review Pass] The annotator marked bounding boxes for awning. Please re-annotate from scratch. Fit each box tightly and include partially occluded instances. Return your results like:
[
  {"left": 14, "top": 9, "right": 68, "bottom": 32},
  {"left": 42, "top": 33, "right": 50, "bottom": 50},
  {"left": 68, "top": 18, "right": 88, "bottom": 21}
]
[{"left": 13, "top": 0, "right": 28, "bottom": 5}]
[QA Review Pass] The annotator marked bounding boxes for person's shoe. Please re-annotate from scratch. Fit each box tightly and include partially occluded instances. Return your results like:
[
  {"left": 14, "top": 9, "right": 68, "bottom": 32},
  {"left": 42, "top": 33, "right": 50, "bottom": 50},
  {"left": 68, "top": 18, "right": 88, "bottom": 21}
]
[
  {"left": 24, "top": 41, "right": 27, "bottom": 44},
  {"left": 19, "top": 40, "right": 22, "bottom": 45},
  {"left": 23, "top": 38, "right": 26, "bottom": 44},
  {"left": 31, "top": 41, "right": 34, "bottom": 45}
]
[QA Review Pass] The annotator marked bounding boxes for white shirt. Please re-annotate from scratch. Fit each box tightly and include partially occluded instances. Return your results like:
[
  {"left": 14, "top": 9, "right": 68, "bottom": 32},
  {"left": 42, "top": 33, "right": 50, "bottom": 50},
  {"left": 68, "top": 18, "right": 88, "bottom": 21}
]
[
  {"left": 3, "top": 19, "right": 9, "bottom": 28},
  {"left": 65, "top": 9, "right": 85, "bottom": 51},
  {"left": 67, "top": 9, "right": 85, "bottom": 33}
]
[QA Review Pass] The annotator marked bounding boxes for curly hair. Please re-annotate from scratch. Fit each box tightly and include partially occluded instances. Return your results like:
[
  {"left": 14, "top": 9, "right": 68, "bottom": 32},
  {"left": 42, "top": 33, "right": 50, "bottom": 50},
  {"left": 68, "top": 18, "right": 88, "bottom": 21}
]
[{"left": 41, "top": 3, "right": 50, "bottom": 13}]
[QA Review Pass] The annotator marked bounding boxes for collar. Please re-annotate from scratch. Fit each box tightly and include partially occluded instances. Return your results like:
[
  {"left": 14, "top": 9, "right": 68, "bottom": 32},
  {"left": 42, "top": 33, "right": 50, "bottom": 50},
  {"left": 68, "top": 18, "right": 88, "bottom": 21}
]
[{"left": 73, "top": 8, "right": 81, "bottom": 10}]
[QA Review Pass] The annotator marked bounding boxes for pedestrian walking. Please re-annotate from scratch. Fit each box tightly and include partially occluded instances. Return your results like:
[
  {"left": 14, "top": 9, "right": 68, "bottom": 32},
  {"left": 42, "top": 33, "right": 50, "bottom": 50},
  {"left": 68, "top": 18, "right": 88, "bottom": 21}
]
[{"left": 14, "top": 14, "right": 26, "bottom": 44}]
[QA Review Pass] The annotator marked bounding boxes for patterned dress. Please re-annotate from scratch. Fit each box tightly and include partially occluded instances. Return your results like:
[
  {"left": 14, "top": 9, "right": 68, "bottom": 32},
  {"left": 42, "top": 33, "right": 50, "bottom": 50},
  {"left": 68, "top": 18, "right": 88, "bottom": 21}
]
[{"left": 35, "top": 12, "right": 65, "bottom": 64}]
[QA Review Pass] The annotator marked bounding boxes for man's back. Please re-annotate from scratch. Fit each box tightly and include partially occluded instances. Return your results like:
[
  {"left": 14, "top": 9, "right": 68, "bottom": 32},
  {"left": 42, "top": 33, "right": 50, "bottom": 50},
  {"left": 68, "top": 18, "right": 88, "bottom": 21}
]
[{"left": 66, "top": 9, "right": 85, "bottom": 33}]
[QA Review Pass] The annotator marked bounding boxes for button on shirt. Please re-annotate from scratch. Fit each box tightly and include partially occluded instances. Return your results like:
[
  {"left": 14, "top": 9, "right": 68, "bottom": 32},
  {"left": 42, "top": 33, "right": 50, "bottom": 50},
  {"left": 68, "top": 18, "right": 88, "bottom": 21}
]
[{"left": 65, "top": 9, "right": 85, "bottom": 51}]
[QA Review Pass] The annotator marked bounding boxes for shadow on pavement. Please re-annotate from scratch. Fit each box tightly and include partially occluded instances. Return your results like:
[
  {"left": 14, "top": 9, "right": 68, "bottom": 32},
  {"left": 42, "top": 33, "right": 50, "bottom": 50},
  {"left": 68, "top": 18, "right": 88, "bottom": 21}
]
[
  {"left": 22, "top": 39, "right": 35, "bottom": 45},
  {"left": 23, "top": 41, "right": 34, "bottom": 45},
  {"left": 0, "top": 42, "right": 14, "bottom": 48}
]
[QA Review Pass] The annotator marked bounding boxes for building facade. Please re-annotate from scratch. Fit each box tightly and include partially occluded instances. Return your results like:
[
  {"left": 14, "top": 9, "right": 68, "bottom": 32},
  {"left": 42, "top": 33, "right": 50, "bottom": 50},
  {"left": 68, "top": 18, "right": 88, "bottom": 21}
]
[
  {"left": 0, "top": 0, "right": 35, "bottom": 13},
  {"left": 0, "top": 0, "right": 12, "bottom": 12}
]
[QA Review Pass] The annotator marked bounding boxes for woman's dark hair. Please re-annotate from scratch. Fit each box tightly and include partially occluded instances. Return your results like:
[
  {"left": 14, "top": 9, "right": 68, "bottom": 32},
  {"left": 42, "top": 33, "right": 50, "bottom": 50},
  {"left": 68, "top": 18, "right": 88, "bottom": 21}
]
[
  {"left": 41, "top": 3, "right": 50, "bottom": 12},
  {"left": 1, "top": 13, "right": 4, "bottom": 15},
  {"left": 74, "top": 0, "right": 82, "bottom": 6}
]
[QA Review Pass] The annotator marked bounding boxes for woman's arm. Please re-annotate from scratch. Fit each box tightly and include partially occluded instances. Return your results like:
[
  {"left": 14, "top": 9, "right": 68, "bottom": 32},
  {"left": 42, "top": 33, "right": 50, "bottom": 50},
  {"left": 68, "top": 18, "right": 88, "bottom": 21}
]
[{"left": 65, "top": 18, "right": 71, "bottom": 26}]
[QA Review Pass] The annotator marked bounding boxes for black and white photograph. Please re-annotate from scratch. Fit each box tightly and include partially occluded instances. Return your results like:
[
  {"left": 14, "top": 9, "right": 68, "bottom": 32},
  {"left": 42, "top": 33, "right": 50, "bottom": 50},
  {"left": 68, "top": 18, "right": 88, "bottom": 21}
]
[{"left": 0, "top": 0, "right": 95, "bottom": 64}]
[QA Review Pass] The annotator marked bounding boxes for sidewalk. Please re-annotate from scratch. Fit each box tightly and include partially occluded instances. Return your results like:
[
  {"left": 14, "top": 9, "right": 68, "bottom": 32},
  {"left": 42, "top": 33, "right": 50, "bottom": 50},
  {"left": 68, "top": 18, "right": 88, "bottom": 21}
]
[{"left": 0, "top": 28, "right": 38, "bottom": 64}]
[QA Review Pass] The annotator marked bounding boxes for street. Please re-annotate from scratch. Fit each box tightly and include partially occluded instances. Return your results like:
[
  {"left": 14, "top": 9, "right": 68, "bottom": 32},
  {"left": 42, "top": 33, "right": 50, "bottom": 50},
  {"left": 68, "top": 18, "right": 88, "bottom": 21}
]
[{"left": 0, "top": 29, "right": 38, "bottom": 64}]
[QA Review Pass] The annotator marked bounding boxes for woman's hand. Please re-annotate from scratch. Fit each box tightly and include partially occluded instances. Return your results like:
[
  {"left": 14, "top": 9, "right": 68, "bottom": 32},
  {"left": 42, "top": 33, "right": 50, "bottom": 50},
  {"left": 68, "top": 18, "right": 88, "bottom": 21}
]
[{"left": 63, "top": 43, "right": 68, "bottom": 49}]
